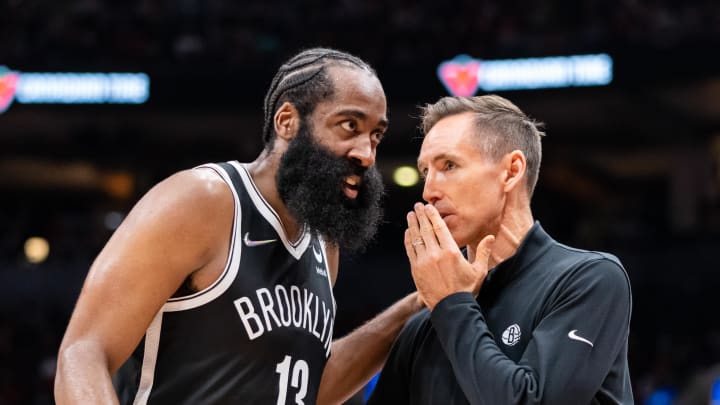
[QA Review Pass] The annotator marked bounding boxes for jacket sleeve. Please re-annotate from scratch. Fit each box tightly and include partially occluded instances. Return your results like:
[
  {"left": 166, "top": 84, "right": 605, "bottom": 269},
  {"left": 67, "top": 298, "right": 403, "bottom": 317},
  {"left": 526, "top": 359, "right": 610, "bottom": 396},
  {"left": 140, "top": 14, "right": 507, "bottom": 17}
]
[{"left": 430, "top": 258, "right": 632, "bottom": 405}]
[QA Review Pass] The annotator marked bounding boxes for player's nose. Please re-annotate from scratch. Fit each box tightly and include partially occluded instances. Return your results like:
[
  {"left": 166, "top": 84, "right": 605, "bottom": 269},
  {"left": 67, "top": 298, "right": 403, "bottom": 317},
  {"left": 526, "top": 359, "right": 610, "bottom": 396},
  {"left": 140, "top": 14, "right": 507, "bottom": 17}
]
[{"left": 348, "top": 135, "right": 376, "bottom": 168}]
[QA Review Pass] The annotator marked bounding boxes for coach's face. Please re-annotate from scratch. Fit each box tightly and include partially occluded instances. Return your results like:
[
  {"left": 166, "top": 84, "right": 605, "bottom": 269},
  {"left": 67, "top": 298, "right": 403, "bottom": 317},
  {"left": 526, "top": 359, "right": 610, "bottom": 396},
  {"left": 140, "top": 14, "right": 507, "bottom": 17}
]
[
  {"left": 417, "top": 112, "right": 507, "bottom": 249},
  {"left": 276, "top": 65, "right": 388, "bottom": 252}
]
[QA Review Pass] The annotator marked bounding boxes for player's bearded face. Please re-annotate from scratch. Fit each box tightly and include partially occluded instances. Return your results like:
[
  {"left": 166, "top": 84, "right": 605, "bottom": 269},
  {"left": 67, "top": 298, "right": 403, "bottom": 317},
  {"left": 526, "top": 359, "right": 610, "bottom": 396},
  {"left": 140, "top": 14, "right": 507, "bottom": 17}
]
[{"left": 276, "top": 120, "right": 384, "bottom": 253}]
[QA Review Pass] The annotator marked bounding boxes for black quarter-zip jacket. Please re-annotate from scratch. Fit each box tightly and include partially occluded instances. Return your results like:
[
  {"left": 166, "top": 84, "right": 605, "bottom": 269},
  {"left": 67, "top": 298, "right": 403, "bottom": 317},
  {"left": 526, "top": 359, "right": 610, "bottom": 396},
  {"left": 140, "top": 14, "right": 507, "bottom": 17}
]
[{"left": 368, "top": 222, "right": 633, "bottom": 405}]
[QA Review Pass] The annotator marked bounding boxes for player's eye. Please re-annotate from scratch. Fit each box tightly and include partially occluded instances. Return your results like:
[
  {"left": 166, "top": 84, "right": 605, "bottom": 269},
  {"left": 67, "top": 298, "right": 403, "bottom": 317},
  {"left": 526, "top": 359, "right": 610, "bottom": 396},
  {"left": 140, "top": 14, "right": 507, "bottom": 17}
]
[
  {"left": 340, "top": 120, "right": 357, "bottom": 132},
  {"left": 372, "top": 130, "right": 386, "bottom": 144}
]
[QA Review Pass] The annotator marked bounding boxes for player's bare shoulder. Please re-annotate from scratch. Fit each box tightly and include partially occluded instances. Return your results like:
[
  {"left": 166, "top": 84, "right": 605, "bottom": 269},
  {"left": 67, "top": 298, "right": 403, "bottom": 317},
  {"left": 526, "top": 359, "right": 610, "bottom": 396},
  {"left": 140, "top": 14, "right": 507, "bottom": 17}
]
[
  {"left": 162, "top": 167, "right": 231, "bottom": 206},
  {"left": 119, "top": 167, "right": 234, "bottom": 262}
]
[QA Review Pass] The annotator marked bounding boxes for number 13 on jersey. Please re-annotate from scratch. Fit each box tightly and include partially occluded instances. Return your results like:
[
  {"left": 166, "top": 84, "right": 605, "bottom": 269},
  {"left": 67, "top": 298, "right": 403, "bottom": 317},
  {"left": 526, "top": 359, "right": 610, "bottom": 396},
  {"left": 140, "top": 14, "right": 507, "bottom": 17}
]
[{"left": 276, "top": 355, "right": 309, "bottom": 405}]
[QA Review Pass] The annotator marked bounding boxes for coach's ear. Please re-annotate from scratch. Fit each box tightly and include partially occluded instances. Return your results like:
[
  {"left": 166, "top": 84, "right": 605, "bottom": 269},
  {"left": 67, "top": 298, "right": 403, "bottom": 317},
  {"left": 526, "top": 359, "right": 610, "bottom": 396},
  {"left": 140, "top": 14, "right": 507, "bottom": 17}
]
[
  {"left": 503, "top": 150, "right": 527, "bottom": 193},
  {"left": 274, "top": 102, "right": 301, "bottom": 141}
]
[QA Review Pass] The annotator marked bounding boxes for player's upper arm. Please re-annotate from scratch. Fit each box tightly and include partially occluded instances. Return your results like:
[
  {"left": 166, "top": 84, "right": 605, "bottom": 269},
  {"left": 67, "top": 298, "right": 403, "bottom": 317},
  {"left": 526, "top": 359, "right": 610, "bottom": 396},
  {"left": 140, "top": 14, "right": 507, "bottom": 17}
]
[{"left": 58, "top": 168, "right": 234, "bottom": 372}]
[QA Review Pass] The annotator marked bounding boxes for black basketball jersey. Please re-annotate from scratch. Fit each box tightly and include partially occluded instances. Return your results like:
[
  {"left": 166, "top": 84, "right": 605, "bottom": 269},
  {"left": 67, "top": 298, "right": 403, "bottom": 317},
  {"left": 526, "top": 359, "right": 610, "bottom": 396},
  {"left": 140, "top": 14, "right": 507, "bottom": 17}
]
[{"left": 116, "top": 161, "right": 336, "bottom": 405}]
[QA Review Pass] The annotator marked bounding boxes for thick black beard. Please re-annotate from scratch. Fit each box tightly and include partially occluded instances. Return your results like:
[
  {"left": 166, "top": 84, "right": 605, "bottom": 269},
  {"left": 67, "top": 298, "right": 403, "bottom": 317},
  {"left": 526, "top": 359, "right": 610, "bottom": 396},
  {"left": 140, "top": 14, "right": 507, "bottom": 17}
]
[{"left": 276, "top": 123, "right": 384, "bottom": 253}]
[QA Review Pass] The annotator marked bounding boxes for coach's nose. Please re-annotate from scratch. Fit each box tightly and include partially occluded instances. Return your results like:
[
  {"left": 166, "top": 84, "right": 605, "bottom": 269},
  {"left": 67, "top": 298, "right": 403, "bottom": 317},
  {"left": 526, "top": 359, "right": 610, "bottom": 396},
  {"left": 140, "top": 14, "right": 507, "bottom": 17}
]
[{"left": 422, "top": 170, "right": 443, "bottom": 204}]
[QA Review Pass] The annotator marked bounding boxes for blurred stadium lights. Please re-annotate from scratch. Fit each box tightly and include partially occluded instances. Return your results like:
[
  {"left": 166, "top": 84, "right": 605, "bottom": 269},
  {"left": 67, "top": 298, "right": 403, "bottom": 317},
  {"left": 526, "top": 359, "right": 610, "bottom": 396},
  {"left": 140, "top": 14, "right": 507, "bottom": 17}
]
[
  {"left": 0, "top": 66, "right": 149, "bottom": 114},
  {"left": 0, "top": 159, "right": 134, "bottom": 199},
  {"left": 393, "top": 165, "right": 420, "bottom": 187},
  {"left": 101, "top": 172, "right": 135, "bottom": 199},
  {"left": 104, "top": 211, "right": 125, "bottom": 231},
  {"left": 437, "top": 53, "right": 613, "bottom": 96},
  {"left": 24, "top": 236, "right": 50, "bottom": 264},
  {"left": 643, "top": 387, "right": 676, "bottom": 405},
  {"left": 712, "top": 376, "right": 720, "bottom": 403}
]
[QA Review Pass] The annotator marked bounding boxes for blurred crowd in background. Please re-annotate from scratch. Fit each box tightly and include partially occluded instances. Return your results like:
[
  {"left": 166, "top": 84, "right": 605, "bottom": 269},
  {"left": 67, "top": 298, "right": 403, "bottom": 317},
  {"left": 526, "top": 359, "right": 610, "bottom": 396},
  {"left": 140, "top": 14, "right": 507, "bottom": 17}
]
[
  {"left": 2, "top": 0, "right": 720, "bottom": 404},
  {"left": 2, "top": 0, "right": 719, "bottom": 69}
]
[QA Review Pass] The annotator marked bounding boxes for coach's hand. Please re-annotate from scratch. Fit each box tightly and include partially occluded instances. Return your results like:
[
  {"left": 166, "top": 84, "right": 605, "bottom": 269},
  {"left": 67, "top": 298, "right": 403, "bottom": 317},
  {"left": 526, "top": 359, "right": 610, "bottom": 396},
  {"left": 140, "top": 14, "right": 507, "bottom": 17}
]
[{"left": 405, "top": 203, "right": 495, "bottom": 310}]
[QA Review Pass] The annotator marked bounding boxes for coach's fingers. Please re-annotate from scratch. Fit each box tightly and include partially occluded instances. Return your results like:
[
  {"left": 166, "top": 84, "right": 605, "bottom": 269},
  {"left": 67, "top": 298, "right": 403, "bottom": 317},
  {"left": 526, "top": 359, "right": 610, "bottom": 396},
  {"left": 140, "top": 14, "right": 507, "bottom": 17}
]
[
  {"left": 406, "top": 210, "right": 426, "bottom": 254},
  {"left": 472, "top": 235, "right": 495, "bottom": 275},
  {"left": 413, "top": 203, "right": 437, "bottom": 249},
  {"left": 470, "top": 235, "right": 495, "bottom": 295},
  {"left": 404, "top": 228, "right": 418, "bottom": 261},
  {"left": 406, "top": 210, "right": 420, "bottom": 239},
  {"left": 424, "top": 204, "right": 457, "bottom": 250}
]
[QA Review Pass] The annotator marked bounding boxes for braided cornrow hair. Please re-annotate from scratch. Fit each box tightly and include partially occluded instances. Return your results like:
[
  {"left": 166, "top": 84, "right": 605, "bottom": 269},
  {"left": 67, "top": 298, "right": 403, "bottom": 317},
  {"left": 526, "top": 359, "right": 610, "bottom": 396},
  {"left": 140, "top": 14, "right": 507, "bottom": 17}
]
[{"left": 261, "top": 48, "right": 377, "bottom": 149}]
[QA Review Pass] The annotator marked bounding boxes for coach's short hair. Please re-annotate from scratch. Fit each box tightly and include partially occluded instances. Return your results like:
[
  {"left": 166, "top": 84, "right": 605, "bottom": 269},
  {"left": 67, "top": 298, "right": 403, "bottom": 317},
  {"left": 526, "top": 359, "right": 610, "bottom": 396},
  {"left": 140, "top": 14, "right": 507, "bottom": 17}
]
[{"left": 421, "top": 95, "right": 545, "bottom": 198}]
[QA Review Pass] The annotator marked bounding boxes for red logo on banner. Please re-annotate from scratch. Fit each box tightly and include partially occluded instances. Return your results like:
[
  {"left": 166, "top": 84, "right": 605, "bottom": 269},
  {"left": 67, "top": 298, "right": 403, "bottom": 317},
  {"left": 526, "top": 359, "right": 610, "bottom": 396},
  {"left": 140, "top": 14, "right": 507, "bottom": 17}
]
[
  {"left": 0, "top": 67, "right": 20, "bottom": 113},
  {"left": 437, "top": 55, "right": 481, "bottom": 97}
]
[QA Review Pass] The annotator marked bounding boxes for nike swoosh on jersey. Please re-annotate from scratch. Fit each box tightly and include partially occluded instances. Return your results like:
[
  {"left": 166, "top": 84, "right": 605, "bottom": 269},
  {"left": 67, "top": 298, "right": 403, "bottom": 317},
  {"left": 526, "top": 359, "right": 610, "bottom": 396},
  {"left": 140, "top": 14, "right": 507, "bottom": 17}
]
[
  {"left": 243, "top": 232, "right": 277, "bottom": 247},
  {"left": 312, "top": 244, "right": 323, "bottom": 263},
  {"left": 568, "top": 330, "right": 594, "bottom": 347}
]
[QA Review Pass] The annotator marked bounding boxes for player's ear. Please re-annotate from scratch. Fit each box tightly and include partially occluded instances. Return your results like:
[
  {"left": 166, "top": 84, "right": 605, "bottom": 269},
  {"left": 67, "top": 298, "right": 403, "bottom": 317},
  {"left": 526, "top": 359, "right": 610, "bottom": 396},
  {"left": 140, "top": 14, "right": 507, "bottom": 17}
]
[
  {"left": 274, "top": 102, "right": 300, "bottom": 141},
  {"left": 503, "top": 150, "right": 526, "bottom": 193}
]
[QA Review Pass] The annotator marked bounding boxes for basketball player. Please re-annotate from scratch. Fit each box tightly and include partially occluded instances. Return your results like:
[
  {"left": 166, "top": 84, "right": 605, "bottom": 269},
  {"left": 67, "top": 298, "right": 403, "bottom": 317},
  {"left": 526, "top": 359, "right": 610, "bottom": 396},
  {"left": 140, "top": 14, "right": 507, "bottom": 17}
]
[
  {"left": 367, "top": 95, "right": 633, "bottom": 404},
  {"left": 55, "top": 48, "right": 423, "bottom": 404}
]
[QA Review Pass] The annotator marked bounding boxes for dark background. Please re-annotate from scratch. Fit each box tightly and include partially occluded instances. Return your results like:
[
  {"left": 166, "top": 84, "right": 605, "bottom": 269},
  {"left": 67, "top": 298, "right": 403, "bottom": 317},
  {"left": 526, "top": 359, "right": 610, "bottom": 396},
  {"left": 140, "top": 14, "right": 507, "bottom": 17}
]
[{"left": 1, "top": 0, "right": 720, "bottom": 403}]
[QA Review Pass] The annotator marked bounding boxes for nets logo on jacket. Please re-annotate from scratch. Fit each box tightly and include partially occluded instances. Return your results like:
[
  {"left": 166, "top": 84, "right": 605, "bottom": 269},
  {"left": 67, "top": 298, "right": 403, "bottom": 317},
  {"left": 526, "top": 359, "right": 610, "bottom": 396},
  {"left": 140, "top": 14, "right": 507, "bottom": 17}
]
[{"left": 501, "top": 324, "right": 522, "bottom": 346}]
